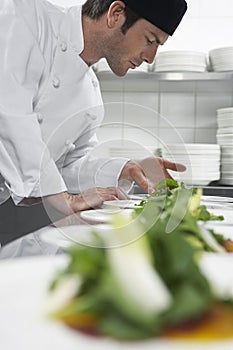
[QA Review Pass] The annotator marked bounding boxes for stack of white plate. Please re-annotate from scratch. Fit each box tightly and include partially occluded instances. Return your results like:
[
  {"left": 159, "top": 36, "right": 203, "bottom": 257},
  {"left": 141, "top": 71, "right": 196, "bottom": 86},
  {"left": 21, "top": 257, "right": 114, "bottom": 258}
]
[
  {"left": 162, "top": 143, "right": 220, "bottom": 186},
  {"left": 209, "top": 47, "right": 233, "bottom": 72},
  {"left": 133, "top": 62, "right": 149, "bottom": 72},
  {"left": 154, "top": 51, "right": 207, "bottom": 72},
  {"left": 216, "top": 107, "right": 233, "bottom": 185}
]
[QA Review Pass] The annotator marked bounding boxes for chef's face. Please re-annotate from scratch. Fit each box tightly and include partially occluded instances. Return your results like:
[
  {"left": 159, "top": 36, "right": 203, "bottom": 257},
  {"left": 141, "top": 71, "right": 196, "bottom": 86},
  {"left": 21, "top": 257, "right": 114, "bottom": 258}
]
[{"left": 105, "top": 18, "right": 169, "bottom": 76}]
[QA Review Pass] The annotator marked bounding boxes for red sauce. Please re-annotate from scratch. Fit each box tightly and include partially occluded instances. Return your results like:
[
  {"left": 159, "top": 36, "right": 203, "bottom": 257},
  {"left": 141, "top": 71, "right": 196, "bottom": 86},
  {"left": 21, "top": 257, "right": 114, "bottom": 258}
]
[
  {"left": 163, "top": 304, "right": 233, "bottom": 340},
  {"left": 222, "top": 240, "right": 233, "bottom": 252},
  {"left": 61, "top": 303, "right": 233, "bottom": 341}
]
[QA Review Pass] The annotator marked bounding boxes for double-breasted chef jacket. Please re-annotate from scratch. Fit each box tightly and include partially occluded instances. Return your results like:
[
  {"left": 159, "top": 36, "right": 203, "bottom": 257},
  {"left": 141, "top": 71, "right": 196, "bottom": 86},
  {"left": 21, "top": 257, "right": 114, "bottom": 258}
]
[{"left": 0, "top": 0, "right": 129, "bottom": 204}]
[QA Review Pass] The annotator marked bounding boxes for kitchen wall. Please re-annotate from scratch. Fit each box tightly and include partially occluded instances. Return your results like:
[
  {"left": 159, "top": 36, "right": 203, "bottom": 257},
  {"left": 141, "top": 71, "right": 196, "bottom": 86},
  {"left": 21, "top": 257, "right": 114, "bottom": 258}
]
[
  {"left": 98, "top": 0, "right": 233, "bottom": 153},
  {"left": 49, "top": 0, "right": 233, "bottom": 153}
]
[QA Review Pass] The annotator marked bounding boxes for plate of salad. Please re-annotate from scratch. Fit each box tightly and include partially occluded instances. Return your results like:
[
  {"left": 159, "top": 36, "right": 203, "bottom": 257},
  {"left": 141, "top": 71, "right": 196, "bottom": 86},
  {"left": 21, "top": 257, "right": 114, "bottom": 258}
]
[
  {"left": 1, "top": 180, "right": 233, "bottom": 349},
  {"left": 44, "top": 180, "right": 233, "bottom": 343}
]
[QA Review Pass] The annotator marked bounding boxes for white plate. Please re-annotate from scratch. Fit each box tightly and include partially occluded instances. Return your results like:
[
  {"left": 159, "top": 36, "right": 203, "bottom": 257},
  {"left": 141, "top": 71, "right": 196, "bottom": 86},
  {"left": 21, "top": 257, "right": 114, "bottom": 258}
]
[
  {"left": 201, "top": 196, "right": 233, "bottom": 203},
  {"left": 205, "top": 223, "right": 233, "bottom": 239},
  {"left": 40, "top": 219, "right": 146, "bottom": 249},
  {"left": 103, "top": 199, "right": 142, "bottom": 209},
  {"left": 129, "top": 194, "right": 148, "bottom": 200},
  {"left": 39, "top": 224, "right": 112, "bottom": 249},
  {"left": 0, "top": 255, "right": 233, "bottom": 350},
  {"left": 206, "top": 209, "right": 233, "bottom": 225},
  {"left": 80, "top": 208, "right": 134, "bottom": 223}
]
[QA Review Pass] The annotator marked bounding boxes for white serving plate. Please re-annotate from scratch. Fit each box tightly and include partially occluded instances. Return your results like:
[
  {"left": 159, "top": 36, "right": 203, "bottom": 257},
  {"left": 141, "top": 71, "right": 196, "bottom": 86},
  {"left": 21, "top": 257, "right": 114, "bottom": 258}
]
[
  {"left": 39, "top": 224, "right": 113, "bottom": 249},
  {"left": 201, "top": 195, "right": 233, "bottom": 203},
  {"left": 206, "top": 208, "right": 233, "bottom": 225},
  {"left": 103, "top": 199, "right": 142, "bottom": 209},
  {"left": 0, "top": 255, "right": 233, "bottom": 350},
  {"left": 80, "top": 208, "right": 134, "bottom": 223},
  {"left": 129, "top": 194, "right": 148, "bottom": 201},
  {"left": 39, "top": 222, "right": 147, "bottom": 249},
  {"left": 205, "top": 223, "right": 233, "bottom": 239}
]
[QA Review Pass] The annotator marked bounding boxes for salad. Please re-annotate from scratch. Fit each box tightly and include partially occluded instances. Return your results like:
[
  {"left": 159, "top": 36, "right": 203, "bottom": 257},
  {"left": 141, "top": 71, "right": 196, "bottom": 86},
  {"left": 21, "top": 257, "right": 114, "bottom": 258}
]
[{"left": 47, "top": 180, "right": 233, "bottom": 340}]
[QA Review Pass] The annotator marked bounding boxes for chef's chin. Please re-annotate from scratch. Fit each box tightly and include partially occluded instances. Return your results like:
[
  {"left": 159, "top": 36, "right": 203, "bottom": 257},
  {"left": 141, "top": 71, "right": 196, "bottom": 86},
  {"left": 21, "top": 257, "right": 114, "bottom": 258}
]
[{"left": 111, "top": 67, "right": 129, "bottom": 77}]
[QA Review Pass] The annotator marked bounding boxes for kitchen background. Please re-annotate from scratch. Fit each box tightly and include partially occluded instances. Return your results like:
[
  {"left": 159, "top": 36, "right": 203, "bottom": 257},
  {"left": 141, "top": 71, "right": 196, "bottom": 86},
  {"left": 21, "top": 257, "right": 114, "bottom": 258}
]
[
  {"left": 50, "top": 0, "right": 233, "bottom": 152},
  {"left": 1, "top": 0, "right": 233, "bottom": 246}
]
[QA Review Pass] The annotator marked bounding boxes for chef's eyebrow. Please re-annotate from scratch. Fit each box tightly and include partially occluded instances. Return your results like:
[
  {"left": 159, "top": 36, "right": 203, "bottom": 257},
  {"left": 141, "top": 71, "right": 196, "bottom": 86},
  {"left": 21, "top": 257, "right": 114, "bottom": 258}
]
[{"left": 150, "top": 32, "right": 165, "bottom": 46}]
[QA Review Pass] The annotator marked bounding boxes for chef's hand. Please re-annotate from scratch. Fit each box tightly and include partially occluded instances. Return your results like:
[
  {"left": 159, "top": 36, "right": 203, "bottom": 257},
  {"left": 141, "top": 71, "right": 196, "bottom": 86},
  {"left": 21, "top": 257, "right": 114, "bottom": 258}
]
[
  {"left": 43, "top": 186, "right": 129, "bottom": 215},
  {"left": 119, "top": 157, "right": 186, "bottom": 194}
]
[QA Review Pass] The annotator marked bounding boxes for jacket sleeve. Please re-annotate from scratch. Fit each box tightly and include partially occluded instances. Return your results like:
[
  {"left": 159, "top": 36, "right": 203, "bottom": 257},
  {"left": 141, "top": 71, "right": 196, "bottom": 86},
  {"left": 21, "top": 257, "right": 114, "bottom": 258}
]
[
  {"left": 0, "top": 0, "right": 67, "bottom": 203},
  {"left": 60, "top": 126, "right": 131, "bottom": 193}
]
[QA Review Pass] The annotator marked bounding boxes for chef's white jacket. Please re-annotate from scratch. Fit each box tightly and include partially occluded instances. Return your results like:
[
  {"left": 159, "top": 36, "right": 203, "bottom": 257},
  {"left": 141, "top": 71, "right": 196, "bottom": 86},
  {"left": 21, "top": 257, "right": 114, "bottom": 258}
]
[{"left": 0, "top": 0, "right": 129, "bottom": 204}]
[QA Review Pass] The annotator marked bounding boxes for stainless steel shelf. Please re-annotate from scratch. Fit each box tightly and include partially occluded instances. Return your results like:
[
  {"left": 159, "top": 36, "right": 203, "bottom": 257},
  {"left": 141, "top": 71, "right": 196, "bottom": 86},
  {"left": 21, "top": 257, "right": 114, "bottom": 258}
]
[{"left": 97, "top": 71, "right": 233, "bottom": 81}]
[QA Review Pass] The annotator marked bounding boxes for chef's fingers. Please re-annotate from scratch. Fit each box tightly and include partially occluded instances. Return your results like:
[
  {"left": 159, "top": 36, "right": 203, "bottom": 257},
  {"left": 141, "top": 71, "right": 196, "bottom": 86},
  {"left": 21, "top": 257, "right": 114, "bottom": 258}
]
[
  {"left": 162, "top": 159, "right": 186, "bottom": 172},
  {"left": 77, "top": 187, "right": 129, "bottom": 209},
  {"left": 115, "top": 187, "right": 130, "bottom": 200},
  {"left": 104, "top": 187, "right": 129, "bottom": 199},
  {"left": 127, "top": 167, "right": 155, "bottom": 194}
]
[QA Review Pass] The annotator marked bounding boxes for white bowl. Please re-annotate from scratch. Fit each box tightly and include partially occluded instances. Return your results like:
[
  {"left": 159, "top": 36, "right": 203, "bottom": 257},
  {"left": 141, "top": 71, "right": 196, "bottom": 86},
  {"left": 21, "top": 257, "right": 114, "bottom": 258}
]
[
  {"left": 210, "top": 47, "right": 233, "bottom": 57},
  {"left": 209, "top": 47, "right": 233, "bottom": 72}
]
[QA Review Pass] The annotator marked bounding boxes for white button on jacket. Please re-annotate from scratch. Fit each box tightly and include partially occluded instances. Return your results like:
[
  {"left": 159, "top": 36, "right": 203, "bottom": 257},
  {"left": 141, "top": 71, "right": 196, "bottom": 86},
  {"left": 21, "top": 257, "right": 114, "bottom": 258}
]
[
  {"left": 60, "top": 41, "right": 68, "bottom": 52},
  {"left": 0, "top": 0, "right": 128, "bottom": 203},
  {"left": 52, "top": 77, "right": 61, "bottom": 88},
  {"left": 37, "top": 113, "right": 44, "bottom": 124}
]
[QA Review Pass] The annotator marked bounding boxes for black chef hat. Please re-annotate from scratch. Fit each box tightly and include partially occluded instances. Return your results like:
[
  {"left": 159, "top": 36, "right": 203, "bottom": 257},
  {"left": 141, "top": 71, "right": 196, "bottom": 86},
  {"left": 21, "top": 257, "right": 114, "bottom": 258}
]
[{"left": 123, "top": 0, "right": 187, "bottom": 36}]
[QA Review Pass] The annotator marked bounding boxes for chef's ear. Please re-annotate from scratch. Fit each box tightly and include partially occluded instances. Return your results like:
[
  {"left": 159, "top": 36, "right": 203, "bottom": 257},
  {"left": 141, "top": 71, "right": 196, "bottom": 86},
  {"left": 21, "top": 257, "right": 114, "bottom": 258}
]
[{"left": 106, "top": 1, "right": 126, "bottom": 28}]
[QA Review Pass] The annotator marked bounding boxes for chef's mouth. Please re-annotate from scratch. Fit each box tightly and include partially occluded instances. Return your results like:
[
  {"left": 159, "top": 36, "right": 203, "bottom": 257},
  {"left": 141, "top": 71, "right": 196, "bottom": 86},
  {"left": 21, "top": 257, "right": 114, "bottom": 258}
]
[{"left": 130, "top": 61, "right": 138, "bottom": 69}]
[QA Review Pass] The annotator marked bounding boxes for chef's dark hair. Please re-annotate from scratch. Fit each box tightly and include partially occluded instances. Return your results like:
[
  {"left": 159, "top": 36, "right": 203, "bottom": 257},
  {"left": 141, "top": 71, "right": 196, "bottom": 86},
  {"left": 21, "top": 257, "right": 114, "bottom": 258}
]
[{"left": 82, "top": 0, "right": 140, "bottom": 34}]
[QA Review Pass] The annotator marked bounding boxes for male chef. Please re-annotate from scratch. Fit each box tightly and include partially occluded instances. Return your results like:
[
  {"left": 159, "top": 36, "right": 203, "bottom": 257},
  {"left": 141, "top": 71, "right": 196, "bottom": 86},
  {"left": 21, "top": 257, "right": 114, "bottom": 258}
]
[{"left": 0, "top": 0, "right": 187, "bottom": 237}]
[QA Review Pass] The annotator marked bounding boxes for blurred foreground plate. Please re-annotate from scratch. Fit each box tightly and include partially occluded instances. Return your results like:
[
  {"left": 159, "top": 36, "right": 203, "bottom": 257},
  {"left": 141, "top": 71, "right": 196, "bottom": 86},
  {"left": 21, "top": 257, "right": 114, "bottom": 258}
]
[
  {"left": 0, "top": 255, "right": 233, "bottom": 350},
  {"left": 80, "top": 208, "right": 134, "bottom": 223},
  {"left": 40, "top": 224, "right": 112, "bottom": 249}
]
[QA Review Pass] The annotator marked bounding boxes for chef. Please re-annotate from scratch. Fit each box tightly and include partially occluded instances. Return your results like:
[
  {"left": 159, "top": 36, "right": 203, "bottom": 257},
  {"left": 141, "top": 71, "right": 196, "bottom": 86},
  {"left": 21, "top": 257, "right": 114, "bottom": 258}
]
[{"left": 0, "top": 0, "right": 187, "bottom": 244}]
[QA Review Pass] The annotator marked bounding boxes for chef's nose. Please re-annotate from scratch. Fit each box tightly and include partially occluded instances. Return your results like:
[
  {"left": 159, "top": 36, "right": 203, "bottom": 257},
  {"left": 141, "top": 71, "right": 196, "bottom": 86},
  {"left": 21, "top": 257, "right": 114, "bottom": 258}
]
[{"left": 141, "top": 46, "right": 158, "bottom": 64}]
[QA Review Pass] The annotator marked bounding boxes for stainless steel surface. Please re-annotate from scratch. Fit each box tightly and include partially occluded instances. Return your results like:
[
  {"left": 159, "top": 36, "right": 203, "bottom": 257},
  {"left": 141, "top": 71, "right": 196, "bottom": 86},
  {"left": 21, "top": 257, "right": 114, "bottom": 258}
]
[{"left": 97, "top": 71, "right": 233, "bottom": 81}]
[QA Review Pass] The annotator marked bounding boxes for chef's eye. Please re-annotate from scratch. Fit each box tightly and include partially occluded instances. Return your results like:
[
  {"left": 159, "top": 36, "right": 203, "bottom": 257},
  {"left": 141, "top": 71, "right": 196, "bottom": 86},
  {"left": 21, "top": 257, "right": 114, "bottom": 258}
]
[{"left": 146, "top": 38, "right": 153, "bottom": 45}]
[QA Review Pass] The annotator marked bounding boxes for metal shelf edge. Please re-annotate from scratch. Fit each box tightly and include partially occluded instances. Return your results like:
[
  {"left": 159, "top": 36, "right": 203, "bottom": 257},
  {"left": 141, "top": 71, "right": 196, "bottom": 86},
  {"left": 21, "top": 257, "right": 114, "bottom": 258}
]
[{"left": 97, "top": 71, "right": 233, "bottom": 81}]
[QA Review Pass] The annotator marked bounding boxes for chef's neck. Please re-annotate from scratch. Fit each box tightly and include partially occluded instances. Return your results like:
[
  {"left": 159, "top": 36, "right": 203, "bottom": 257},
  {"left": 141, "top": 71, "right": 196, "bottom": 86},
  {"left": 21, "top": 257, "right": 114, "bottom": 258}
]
[{"left": 80, "top": 15, "right": 107, "bottom": 66}]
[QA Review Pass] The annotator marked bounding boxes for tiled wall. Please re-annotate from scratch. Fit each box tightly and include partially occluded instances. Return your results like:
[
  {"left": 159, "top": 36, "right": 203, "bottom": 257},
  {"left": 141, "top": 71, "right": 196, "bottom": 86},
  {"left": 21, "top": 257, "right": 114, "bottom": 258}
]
[{"left": 99, "top": 79, "right": 233, "bottom": 154}]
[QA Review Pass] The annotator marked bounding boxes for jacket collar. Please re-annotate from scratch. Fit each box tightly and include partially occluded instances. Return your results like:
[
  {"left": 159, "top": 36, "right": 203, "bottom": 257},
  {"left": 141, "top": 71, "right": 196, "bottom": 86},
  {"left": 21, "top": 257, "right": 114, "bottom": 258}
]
[{"left": 59, "top": 5, "right": 84, "bottom": 54}]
